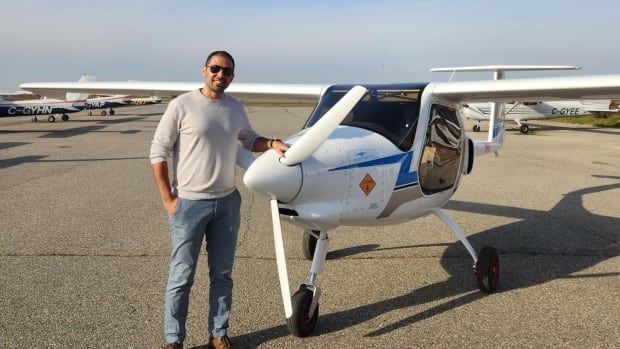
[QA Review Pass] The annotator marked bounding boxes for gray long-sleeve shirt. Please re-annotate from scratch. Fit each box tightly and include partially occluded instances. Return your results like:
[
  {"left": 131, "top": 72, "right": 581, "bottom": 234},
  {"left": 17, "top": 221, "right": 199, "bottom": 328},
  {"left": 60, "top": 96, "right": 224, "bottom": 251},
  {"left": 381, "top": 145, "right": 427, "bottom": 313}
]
[{"left": 150, "top": 89, "right": 258, "bottom": 200}]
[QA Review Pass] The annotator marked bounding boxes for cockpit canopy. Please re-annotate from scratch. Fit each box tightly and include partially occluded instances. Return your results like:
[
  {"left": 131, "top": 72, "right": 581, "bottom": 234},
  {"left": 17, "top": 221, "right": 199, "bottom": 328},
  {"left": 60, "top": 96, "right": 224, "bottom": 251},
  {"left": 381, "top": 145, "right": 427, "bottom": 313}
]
[{"left": 305, "top": 83, "right": 427, "bottom": 151}]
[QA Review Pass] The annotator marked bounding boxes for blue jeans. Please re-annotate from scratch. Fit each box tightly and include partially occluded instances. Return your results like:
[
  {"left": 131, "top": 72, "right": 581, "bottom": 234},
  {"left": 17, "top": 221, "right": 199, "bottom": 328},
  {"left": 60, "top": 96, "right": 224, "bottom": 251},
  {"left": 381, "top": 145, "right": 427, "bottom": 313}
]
[{"left": 164, "top": 190, "right": 241, "bottom": 343}]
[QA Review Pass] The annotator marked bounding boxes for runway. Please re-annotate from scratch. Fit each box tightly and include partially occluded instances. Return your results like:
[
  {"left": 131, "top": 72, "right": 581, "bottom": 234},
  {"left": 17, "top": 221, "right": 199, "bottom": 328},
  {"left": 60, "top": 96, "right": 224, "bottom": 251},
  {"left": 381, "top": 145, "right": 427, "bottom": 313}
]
[{"left": 0, "top": 105, "right": 618, "bottom": 348}]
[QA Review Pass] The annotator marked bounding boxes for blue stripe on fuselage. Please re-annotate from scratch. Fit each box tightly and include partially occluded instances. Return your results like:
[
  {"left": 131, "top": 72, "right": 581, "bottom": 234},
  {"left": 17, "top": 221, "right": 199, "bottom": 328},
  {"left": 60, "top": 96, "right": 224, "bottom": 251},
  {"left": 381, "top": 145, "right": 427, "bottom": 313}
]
[{"left": 329, "top": 151, "right": 418, "bottom": 188}]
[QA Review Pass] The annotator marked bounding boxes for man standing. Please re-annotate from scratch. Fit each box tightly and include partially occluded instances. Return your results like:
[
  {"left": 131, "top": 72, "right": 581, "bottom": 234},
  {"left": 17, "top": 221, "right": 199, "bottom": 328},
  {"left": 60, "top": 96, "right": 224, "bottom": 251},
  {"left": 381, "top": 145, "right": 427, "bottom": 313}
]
[{"left": 151, "top": 51, "right": 287, "bottom": 349}]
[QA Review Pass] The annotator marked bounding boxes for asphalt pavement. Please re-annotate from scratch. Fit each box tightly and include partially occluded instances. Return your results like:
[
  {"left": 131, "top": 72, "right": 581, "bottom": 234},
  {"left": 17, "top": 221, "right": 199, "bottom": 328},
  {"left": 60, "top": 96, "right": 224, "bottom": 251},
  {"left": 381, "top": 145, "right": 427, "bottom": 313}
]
[{"left": 0, "top": 105, "right": 618, "bottom": 348}]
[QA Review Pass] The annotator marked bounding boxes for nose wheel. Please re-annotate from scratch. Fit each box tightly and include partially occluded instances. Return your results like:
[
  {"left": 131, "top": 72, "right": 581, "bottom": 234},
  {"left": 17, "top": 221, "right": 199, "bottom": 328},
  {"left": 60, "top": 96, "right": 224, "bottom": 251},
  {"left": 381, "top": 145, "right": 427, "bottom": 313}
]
[
  {"left": 287, "top": 286, "right": 319, "bottom": 337},
  {"left": 475, "top": 246, "right": 499, "bottom": 292}
]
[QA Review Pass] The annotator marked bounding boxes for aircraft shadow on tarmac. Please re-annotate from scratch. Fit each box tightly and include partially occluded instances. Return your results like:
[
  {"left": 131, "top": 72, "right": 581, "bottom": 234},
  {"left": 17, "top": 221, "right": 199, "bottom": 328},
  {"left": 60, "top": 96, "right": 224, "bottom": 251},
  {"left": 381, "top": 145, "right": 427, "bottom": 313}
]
[
  {"left": 191, "top": 176, "right": 620, "bottom": 348},
  {"left": 0, "top": 142, "right": 30, "bottom": 150},
  {"left": 0, "top": 155, "right": 149, "bottom": 170},
  {"left": 514, "top": 123, "right": 619, "bottom": 136}
]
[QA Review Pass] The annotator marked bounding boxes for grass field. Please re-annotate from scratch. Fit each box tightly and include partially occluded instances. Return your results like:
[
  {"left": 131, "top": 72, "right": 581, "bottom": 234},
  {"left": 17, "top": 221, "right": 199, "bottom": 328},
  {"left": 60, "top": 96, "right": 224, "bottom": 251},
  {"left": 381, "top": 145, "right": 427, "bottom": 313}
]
[{"left": 547, "top": 113, "right": 620, "bottom": 127}]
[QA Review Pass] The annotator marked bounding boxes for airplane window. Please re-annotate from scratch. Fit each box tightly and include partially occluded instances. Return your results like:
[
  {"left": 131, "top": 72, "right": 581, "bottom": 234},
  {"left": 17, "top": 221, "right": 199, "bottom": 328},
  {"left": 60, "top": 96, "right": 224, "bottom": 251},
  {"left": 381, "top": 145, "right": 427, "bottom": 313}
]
[
  {"left": 305, "top": 86, "right": 422, "bottom": 151},
  {"left": 419, "top": 105, "right": 462, "bottom": 195}
]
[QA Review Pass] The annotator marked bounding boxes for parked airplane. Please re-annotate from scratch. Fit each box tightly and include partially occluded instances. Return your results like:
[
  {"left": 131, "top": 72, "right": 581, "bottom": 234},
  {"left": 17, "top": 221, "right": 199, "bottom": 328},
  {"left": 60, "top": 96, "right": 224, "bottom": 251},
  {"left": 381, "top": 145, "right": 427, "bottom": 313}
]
[
  {"left": 461, "top": 99, "right": 619, "bottom": 133},
  {"left": 431, "top": 66, "right": 620, "bottom": 133},
  {"left": 0, "top": 75, "right": 94, "bottom": 122},
  {"left": 130, "top": 96, "right": 162, "bottom": 105},
  {"left": 85, "top": 95, "right": 133, "bottom": 116},
  {"left": 0, "top": 90, "right": 38, "bottom": 101},
  {"left": 19, "top": 66, "right": 620, "bottom": 338}
]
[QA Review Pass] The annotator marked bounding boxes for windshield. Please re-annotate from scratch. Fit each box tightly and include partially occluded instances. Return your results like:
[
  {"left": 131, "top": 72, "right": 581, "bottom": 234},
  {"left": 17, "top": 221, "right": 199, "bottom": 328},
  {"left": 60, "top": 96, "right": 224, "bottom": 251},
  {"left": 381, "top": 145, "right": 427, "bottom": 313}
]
[{"left": 305, "top": 84, "right": 425, "bottom": 151}]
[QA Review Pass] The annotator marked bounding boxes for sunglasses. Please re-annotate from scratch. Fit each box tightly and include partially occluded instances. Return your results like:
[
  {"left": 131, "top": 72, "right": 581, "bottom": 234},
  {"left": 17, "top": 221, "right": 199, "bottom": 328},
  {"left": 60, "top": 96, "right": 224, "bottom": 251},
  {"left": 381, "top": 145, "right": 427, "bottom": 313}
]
[{"left": 207, "top": 65, "right": 234, "bottom": 77}]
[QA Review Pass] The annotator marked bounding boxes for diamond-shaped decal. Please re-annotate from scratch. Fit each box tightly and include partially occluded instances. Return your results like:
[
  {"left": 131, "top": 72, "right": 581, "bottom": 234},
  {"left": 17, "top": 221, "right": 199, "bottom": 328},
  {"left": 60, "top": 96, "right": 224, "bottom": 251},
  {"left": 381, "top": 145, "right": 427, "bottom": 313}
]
[{"left": 359, "top": 173, "right": 376, "bottom": 196}]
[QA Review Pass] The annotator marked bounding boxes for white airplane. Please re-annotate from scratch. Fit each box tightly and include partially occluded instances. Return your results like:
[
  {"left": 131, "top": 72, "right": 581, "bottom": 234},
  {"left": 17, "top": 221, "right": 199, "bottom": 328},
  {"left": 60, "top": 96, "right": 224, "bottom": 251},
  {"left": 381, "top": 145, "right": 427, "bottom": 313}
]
[
  {"left": 0, "top": 75, "right": 94, "bottom": 122},
  {"left": 85, "top": 94, "right": 133, "bottom": 116},
  {"left": 460, "top": 99, "right": 619, "bottom": 133},
  {"left": 129, "top": 96, "right": 162, "bottom": 105},
  {"left": 19, "top": 66, "right": 620, "bottom": 338},
  {"left": 0, "top": 90, "right": 38, "bottom": 101},
  {"left": 432, "top": 66, "right": 620, "bottom": 133}
]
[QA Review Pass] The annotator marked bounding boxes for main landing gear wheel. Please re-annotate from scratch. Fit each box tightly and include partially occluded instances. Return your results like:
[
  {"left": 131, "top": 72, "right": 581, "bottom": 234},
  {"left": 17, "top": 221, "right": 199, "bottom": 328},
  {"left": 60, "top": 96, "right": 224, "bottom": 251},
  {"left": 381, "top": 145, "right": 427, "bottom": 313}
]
[
  {"left": 101, "top": 110, "right": 107, "bottom": 116},
  {"left": 109, "top": 109, "right": 115, "bottom": 115},
  {"left": 61, "top": 114, "right": 69, "bottom": 121},
  {"left": 519, "top": 124, "right": 530, "bottom": 134},
  {"left": 287, "top": 286, "right": 319, "bottom": 337},
  {"left": 31, "top": 116, "right": 38, "bottom": 122},
  {"left": 302, "top": 230, "right": 318, "bottom": 260},
  {"left": 473, "top": 124, "right": 481, "bottom": 132},
  {"left": 47, "top": 115, "right": 56, "bottom": 123},
  {"left": 475, "top": 246, "right": 499, "bottom": 293}
]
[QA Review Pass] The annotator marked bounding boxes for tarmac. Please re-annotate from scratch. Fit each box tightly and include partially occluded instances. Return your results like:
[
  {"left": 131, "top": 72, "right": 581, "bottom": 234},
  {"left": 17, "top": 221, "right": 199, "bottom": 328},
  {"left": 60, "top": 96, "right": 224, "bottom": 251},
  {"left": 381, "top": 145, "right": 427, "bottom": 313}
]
[{"left": 0, "top": 104, "right": 618, "bottom": 348}]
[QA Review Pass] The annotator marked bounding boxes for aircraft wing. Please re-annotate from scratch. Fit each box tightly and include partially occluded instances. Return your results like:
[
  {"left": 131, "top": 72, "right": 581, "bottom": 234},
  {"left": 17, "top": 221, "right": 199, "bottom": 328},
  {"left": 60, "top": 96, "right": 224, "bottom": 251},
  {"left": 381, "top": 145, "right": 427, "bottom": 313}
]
[
  {"left": 431, "top": 75, "right": 620, "bottom": 103},
  {"left": 19, "top": 81, "right": 327, "bottom": 106}
]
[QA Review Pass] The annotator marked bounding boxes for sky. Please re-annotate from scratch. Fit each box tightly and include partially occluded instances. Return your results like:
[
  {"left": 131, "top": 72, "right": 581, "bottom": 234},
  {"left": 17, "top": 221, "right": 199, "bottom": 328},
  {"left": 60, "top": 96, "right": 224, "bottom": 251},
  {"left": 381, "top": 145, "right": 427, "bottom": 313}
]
[{"left": 1, "top": 0, "right": 620, "bottom": 91}]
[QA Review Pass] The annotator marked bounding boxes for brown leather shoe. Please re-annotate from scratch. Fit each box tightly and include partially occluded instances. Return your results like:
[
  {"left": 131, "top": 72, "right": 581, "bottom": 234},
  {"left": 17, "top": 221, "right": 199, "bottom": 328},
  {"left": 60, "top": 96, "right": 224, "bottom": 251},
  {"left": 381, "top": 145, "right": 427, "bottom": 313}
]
[
  {"left": 161, "top": 342, "right": 183, "bottom": 349},
  {"left": 209, "top": 335, "right": 234, "bottom": 349}
]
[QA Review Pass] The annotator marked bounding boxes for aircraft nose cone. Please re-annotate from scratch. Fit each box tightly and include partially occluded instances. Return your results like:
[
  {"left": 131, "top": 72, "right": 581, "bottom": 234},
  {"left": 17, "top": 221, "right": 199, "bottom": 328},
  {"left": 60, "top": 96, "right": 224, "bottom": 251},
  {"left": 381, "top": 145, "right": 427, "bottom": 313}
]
[{"left": 243, "top": 150, "right": 302, "bottom": 202}]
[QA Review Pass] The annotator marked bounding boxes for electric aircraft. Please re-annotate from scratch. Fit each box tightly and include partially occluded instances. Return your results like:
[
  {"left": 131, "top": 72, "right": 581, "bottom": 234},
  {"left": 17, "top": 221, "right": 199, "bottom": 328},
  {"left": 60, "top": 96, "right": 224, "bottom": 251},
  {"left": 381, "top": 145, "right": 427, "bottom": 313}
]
[
  {"left": 19, "top": 66, "right": 620, "bottom": 337},
  {"left": 0, "top": 75, "right": 94, "bottom": 122}
]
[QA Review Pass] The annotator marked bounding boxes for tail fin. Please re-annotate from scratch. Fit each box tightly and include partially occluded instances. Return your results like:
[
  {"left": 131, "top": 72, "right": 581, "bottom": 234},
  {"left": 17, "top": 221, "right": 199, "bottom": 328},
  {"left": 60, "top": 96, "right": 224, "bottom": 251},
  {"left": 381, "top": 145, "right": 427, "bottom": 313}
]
[{"left": 65, "top": 74, "right": 97, "bottom": 101}]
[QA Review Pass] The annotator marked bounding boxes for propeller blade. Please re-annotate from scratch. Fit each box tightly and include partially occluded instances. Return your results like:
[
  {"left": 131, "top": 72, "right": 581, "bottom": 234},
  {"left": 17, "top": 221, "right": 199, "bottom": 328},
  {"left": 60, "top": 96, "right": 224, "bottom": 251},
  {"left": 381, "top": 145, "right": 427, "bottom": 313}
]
[
  {"left": 279, "top": 85, "right": 367, "bottom": 166},
  {"left": 271, "top": 199, "right": 293, "bottom": 318}
]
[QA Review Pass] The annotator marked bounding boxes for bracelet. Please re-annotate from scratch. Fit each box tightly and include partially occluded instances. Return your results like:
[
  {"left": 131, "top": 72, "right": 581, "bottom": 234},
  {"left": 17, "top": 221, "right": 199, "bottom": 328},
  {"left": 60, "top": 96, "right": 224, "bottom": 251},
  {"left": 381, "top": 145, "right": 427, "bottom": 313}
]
[{"left": 268, "top": 139, "right": 274, "bottom": 148}]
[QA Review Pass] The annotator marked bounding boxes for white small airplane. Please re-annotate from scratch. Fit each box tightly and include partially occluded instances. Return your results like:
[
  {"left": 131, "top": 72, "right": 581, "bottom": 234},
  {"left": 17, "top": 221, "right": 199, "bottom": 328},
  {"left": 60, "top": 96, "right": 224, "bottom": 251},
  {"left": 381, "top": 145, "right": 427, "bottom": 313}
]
[
  {"left": 0, "top": 90, "right": 38, "bottom": 101},
  {"left": 432, "top": 66, "right": 620, "bottom": 133},
  {"left": 85, "top": 94, "right": 133, "bottom": 116},
  {"left": 1, "top": 75, "right": 94, "bottom": 122},
  {"left": 129, "top": 96, "right": 162, "bottom": 105},
  {"left": 20, "top": 66, "right": 620, "bottom": 338},
  {"left": 460, "top": 99, "right": 619, "bottom": 133}
]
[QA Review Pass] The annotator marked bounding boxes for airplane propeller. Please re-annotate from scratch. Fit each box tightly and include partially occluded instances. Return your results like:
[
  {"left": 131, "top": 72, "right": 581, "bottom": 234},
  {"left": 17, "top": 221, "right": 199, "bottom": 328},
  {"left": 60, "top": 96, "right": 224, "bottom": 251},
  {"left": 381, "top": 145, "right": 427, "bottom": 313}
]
[
  {"left": 279, "top": 85, "right": 367, "bottom": 166},
  {"left": 243, "top": 85, "right": 368, "bottom": 333},
  {"left": 243, "top": 85, "right": 367, "bottom": 201}
]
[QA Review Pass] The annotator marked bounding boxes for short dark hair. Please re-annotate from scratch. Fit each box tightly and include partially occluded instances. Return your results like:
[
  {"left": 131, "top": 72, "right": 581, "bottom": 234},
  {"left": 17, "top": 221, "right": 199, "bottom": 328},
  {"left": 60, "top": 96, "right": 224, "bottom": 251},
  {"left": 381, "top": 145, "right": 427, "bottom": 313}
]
[{"left": 205, "top": 51, "right": 235, "bottom": 71}]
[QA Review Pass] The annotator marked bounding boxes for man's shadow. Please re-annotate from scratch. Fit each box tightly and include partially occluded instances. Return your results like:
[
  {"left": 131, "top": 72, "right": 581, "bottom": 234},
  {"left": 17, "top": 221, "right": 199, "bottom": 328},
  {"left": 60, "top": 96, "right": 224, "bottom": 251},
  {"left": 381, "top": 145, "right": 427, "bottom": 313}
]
[{"left": 191, "top": 176, "right": 620, "bottom": 348}]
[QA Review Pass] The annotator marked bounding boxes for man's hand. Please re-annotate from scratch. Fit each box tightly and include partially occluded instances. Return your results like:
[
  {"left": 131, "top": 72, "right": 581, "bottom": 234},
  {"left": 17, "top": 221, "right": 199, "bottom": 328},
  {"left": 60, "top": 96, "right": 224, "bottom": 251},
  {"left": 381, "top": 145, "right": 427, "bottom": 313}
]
[
  {"left": 271, "top": 139, "right": 289, "bottom": 157},
  {"left": 164, "top": 196, "right": 179, "bottom": 216}
]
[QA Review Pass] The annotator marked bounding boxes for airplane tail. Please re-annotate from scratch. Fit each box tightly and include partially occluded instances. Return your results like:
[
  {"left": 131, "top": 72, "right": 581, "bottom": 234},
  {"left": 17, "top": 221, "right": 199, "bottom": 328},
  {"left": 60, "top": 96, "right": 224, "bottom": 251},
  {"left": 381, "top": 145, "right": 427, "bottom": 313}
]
[{"left": 65, "top": 74, "right": 97, "bottom": 102}]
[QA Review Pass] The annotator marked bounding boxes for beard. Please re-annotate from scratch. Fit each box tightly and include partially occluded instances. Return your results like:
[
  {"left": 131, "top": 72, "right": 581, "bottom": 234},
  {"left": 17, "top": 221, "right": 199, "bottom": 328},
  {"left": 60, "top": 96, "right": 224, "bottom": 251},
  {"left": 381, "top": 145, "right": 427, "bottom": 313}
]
[{"left": 207, "top": 79, "right": 229, "bottom": 94}]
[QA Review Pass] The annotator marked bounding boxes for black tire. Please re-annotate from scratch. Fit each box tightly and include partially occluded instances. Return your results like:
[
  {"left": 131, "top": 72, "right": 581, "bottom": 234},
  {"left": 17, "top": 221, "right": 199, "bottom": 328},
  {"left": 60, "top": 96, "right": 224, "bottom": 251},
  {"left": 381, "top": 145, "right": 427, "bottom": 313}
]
[
  {"left": 476, "top": 246, "right": 499, "bottom": 293},
  {"left": 302, "top": 231, "right": 318, "bottom": 261},
  {"left": 47, "top": 115, "right": 55, "bottom": 123},
  {"left": 519, "top": 124, "right": 529, "bottom": 134},
  {"left": 473, "top": 124, "right": 481, "bottom": 132},
  {"left": 287, "top": 287, "right": 318, "bottom": 337},
  {"left": 101, "top": 110, "right": 107, "bottom": 116},
  {"left": 109, "top": 109, "right": 115, "bottom": 115},
  {"left": 31, "top": 116, "right": 38, "bottom": 122},
  {"left": 61, "top": 114, "right": 69, "bottom": 121}
]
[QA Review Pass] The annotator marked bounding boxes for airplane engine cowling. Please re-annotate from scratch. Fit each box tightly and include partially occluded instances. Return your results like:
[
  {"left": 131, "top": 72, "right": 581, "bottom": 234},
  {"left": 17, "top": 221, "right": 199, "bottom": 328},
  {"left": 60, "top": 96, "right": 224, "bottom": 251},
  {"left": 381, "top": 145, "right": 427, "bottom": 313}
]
[{"left": 243, "top": 150, "right": 303, "bottom": 203}]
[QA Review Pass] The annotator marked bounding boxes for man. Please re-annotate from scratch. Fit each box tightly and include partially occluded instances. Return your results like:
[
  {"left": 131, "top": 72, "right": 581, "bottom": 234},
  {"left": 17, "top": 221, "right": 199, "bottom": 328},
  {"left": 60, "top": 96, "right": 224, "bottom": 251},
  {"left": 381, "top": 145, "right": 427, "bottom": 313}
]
[{"left": 151, "top": 50, "right": 287, "bottom": 349}]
